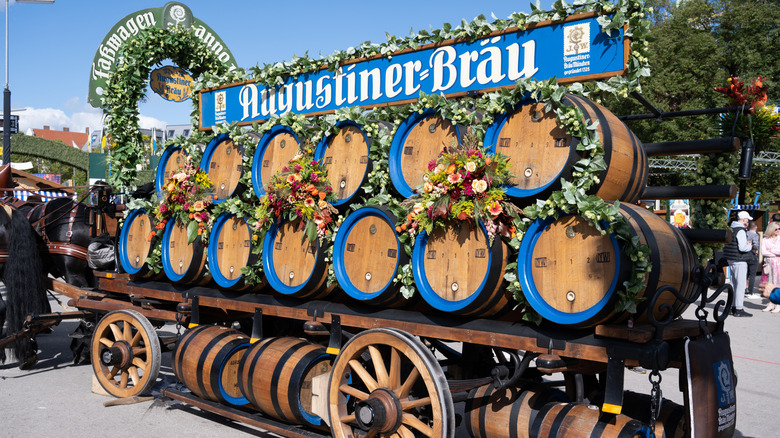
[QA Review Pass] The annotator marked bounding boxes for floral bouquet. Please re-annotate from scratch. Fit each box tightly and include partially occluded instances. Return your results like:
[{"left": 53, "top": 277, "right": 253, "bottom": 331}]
[
  {"left": 253, "top": 148, "right": 339, "bottom": 242},
  {"left": 714, "top": 75, "right": 779, "bottom": 145},
  {"left": 397, "top": 132, "right": 522, "bottom": 243},
  {"left": 152, "top": 155, "right": 214, "bottom": 244}
]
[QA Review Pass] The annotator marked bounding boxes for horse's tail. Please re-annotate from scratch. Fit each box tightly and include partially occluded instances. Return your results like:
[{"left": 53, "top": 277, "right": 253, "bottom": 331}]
[{"left": 4, "top": 207, "right": 47, "bottom": 362}]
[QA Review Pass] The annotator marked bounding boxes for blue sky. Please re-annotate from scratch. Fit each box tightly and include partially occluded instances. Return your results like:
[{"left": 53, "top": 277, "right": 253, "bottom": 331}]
[{"left": 2, "top": 0, "right": 555, "bottom": 136}]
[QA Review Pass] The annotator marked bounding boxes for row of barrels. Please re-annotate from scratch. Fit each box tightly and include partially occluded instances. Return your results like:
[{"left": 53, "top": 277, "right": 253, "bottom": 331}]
[
  {"left": 172, "top": 324, "right": 685, "bottom": 437},
  {"left": 119, "top": 199, "right": 698, "bottom": 328},
  {"left": 159, "top": 95, "right": 647, "bottom": 209}
]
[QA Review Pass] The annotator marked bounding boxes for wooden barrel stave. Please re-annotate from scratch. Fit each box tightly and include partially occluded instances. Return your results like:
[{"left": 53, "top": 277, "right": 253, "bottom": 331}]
[
  {"left": 118, "top": 208, "right": 156, "bottom": 279},
  {"left": 207, "top": 212, "right": 264, "bottom": 292},
  {"left": 413, "top": 221, "right": 511, "bottom": 318},
  {"left": 173, "top": 325, "right": 251, "bottom": 405},
  {"left": 333, "top": 206, "right": 409, "bottom": 307},
  {"left": 517, "top": 203, "right": 698, "bottom": 327},
  {"left": 314, "top": 121, "right": 371, "bottom": 208},
  {"left": 484, "top": 94, "right": 647, "bottom": 204},
  {"left": 237, "top": 337, "right": 333, "bottom": 427},
  {"left": 389, "top": 110, "right": 462, "bottom": 198},
  {"left": 200, "top": 133, "right": 244, "bottom": 203},
  {"left": 161, "top": 219, "right": 210, "bottom": 285},
  {"left": 252, "top": 125, "right": 301, "bottom": 197},
  {"left": 531, "top": 402, "right": 648, "bottom": 438},
  {"left": 262, "top": 219, "right": 334, "bottom": 299},
  {"left": 465, "top": 384, "right": 570, "bottom": 438}
]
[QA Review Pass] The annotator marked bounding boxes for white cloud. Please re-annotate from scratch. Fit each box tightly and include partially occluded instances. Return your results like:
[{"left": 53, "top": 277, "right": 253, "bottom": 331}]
[{"left": 16, "top": 106, "right": 168, "bottom": 136}]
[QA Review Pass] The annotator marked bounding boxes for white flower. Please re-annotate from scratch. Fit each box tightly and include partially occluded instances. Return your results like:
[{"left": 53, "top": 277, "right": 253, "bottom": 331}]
[
  {"left": 465, "top": 161, "right": 477, "bottom": 173},
  {"left": 472, "top": 179, "right": 488, "bottom": 193}
]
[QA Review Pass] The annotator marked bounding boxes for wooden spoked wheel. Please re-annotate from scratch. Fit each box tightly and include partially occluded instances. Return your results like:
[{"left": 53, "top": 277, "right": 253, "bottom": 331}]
[
  {"left": 91, "top": 310, "right": 161, "bottom": 398},
  {"left": 328, "top": 328, "right": 454, "bottom": 438}
]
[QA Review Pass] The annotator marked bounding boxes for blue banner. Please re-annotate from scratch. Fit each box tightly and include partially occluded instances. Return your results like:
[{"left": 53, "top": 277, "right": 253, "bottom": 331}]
[{"left": 199, "top": 14, "right": 625, "bottom": 129}]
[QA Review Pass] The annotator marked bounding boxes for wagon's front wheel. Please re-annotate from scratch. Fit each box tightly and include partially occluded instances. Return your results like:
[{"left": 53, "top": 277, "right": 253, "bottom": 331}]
[
  {"left": 91, "top": 310, "right": 161, "bottom": 397},
  {"left": 328, "top": 328, "right": 454, "bottom": 438}
]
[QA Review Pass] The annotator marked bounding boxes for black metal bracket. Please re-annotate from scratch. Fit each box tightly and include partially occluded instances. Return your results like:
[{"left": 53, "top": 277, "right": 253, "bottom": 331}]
[
  {"left": 326, "top": 314, "right": 342, "bottom": 356},
  {"left": 189, "top": 295, "right": 200, "bottom": 328},
  {"left": 251, "top": 308, "right": 263, "bottom": 342},
  {"left": 602, "top": 356, "right": 625, "bottom": 414}
]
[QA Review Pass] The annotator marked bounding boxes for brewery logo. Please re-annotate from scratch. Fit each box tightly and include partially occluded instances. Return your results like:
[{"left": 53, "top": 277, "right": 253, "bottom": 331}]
[
  {"left": 564, "top": 23, "right": 590, "bottom": 56},
  {"left": 215, "top": 91, "right": 227, "bottom": 123},
  {"left": 563, "top": 23, "right": 591, "bottom": 76},
  {"left": 162, "top": 2, "right": 193, "bottom": 29},
  {"left": 150, "top": 65, "right": 194, "bottom": 102},
  {"left": 714, "top": 359, "right": 735, "bottom": 407}
]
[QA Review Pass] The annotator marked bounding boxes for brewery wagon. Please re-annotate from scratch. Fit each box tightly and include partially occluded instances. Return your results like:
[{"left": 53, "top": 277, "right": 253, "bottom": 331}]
[{"left": 3, "top": 3, "right": 743, "bottom": 437}]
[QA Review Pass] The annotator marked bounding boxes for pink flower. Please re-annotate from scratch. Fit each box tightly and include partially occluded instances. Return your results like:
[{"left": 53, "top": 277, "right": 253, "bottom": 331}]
[
  {"left": 311, "top": 173, "right": 319, "bottom": 182},
  {"left": 428, "top": 159, "right": 437, "bottom": 171},
  {"left": 287, "top": 174, "right": 297, "bottom": 184},
  {"left": 304, "top": 198, "right": 315, "bottom": 207},
  {"left": 488, "top": 201, "right": 503, "bottom": 216},
  {"left": 183, "top": 202, "right": 191, "bottom": 211},
  {"left": 447, "top": 173, "right": 462, "bottom": 184},
  {"left": 424, "top": 181, "right": 434, "bottom": 193},
  {"left": 294, "top": 164, "right": 302, "bottom": 172},
  {"left": 472, "top": 179, "right": 488, "bottom": 193},
  {"left": 159, "top": 203, "right": 168, "bottom": 214}
]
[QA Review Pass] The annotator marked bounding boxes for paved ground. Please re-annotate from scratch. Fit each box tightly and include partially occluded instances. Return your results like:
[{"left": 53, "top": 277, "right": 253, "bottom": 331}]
[{"left": 0, "top": 280, "right": 776, "bottom": 437}]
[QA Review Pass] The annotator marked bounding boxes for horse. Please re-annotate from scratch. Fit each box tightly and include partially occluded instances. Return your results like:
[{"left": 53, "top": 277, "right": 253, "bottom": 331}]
[
  {"left": 0, "top": 204, "right": 48, "bottom": 368},
  {"left": 0, "top": 187, "right": 117, "bottom": 367}
]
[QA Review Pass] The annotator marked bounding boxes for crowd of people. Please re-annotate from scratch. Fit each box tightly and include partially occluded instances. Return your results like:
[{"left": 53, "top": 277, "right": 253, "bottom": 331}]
[{"left": 724, "top": 211, "right": 780, "bottom": 317}]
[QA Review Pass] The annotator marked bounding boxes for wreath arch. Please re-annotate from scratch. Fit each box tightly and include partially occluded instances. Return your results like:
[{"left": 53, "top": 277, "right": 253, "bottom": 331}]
[{"left": 102, "top": 25, "right": 229, "bottom": 191}]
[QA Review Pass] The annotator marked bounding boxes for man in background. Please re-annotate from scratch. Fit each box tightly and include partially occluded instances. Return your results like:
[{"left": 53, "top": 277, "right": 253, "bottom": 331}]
[
  {"left": 746, "top": 221, "right": 760, "bottom": 299},
  {"left": 723, "top": 211, "right": 754, "bottom": 317}
]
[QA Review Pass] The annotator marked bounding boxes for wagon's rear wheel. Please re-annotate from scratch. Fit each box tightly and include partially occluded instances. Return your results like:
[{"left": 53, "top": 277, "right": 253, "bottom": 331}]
[
  {"left": 328, "top": 328, "right": 454, "bottom": 438},
  {"left": 91, "top": 310, "right": 161, "bottom": 397}
]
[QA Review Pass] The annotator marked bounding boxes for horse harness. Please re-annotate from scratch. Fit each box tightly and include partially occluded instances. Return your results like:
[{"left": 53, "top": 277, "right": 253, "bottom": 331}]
[{"left": 27, "top": 201, "right": 89, "bottom": 262}]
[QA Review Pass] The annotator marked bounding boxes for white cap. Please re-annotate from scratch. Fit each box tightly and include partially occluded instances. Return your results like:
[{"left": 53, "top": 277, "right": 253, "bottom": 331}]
[{"left": 738, "top": 211, "right": 753, "bottom": 220}]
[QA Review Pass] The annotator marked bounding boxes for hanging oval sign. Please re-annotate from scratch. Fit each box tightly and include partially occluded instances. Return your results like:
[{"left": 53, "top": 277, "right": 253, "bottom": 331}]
[{"left": 150, "top": 65, "right": 194, "bottom": 102}]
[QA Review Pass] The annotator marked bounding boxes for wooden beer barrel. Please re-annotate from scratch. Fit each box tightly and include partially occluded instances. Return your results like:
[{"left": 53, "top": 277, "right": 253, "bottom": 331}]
[
  {"left": 155, "top": 145, "right": 187, "bottom": 198},
  {"left": 251, "top": 125, "right": 301, "bottom": 197},
  {"left": 161, "top": 219, "right": 210, "bottom": 285},
  {"left": 530, "top": 403, "right": 648, "bottom": 438},
  {"left": 332, "top": 206, "right": 409, "bottom": 307},
  {"left": 237, "top": 337, "right": 333, "bottom": 427},
  {"left": 465, "top": 384, "right": 569, "bottom": 438},
  {"left": 412, "top": 221, "right": 511, "bottom": 317},
  {"left": 388, "top": 110, "right": 462, "bottom": 197},
  {"left": 172, "top": 325, "right": 251, "bottom": 406},
  {"left": 517, "top": 203, "right": 698, "bottom": 327},
  {"left": 314, "top": 121, "right": 370, "bottom": 208},
  {"left": 484, "top": 94, "right": 647, "bottom": 204},
  {"left": 117, "top": 209, "right": 157, "bottom": 279},
  {"left": 262, "top": 219, "right": 334, "bottom": 299},
  {"left": 207, "top": 212, "right": 264, "bottom": 292},
  {"left": 200, "top": 133, "right": 244, "bottom": 204}
]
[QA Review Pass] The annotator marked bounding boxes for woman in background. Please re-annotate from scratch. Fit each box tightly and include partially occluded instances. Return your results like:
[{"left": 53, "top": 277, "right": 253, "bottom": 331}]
[{"left": 761, "top": 221, "right": 780, "bottom": 312}]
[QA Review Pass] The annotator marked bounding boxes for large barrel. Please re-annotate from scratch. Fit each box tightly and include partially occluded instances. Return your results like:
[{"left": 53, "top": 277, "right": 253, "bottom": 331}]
[
  {"left": 262, "top": 219, "right": 334, "bottom": 299},
  {"left": 200, "top": 133, "right": 244, "bottom": 204},
  {"left": 117, "top": 209, "right": 158, "bottom": 279},
  {"left": 314, "top": 121, "right": 370, "bottom": 208},
  {"left": 155, "top": 145, "right": 187, "bottom": 198},
  {"left": 388, "top": 110, "right": 462, "bottom": 197},
  {"left": 252, "top": 125, "right": 301, "bottom": 197},
  {"left": 172, "top": 325, "right": 251, "bottom": 406},
  {"left": 237, "top": 337, "right": 333, "bottom": 427},
  {"left": 207, "top": 212, "right": 264, "bottom": 292},
  {"left": 484, "top": 94, "right": 647, "bottom": 204},
  {"left": 465, "top": 384, "right": 569, "bottom": 438},
  {"left": 161, "top": 219, "right": 210, "bottom": 285},
  {"left": 531, "top": 403, "right": 648, "bottom": 438},
  {"left": 413, "top": 221, "right": 511, "bottom": 317},
  {"left": 517, "top": 203, "right": 698, "bottom": 327},
  {"left": 332, "top": 206, "right": 409, "bottom": 307}
]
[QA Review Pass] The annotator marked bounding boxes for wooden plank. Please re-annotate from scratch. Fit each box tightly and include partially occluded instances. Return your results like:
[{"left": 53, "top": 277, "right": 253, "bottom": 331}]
[
  {"left": 595, "top": 319, "right": 716, "bottom": 343},
  {"left": 70, "top": 297, "right": 179, "bottom": 322},
  {"left": 93, "top": 270, "right": 130, "bottom": 280},
  {"left": 48, "top": 278, "right": 106, "bottom": 300}
]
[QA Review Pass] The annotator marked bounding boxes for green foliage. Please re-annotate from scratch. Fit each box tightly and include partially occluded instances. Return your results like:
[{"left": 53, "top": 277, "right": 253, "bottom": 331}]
[
  {"left": 102, "top": 26, "right": 230, "bottom": 192},
  {"left": 10, "top": 135, "right": 89, "bottom": 185}
]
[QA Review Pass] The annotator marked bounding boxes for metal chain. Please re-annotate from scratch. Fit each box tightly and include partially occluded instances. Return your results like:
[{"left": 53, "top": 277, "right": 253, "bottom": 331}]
[
  {"left": 649, "top": 370, "right": 663, "bottom": 437},
  {"left": 174, "top": 311, "right": 183, "bottom": 337}
]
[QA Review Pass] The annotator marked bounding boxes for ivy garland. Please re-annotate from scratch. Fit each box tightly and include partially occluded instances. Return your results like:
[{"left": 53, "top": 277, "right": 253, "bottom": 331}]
[
  {"left": 102, "top": 26, "right": 230, "bottom": 193},
  {"left": 119, "top": 2, "right": 655, "bottom": 319}
]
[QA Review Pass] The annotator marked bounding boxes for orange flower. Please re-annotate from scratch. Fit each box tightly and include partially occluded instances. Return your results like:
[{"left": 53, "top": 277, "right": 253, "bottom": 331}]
[
  {"left": 189, "top": 213, "right": 195, "bottom": 219},
  {"left": 445, "top": 164, "right": 457, "bottom": 174},
  {"left": 485, "top": 157, "right": 492, "bottom": 165},
  {"left": 395, "top": 226, "right": 402, "bottom": 233},
  {"left": 304, "top": 198, "right": 315, "bottom": 207},
  {"left": 147, "top": 231, "right": 156, "bottom": 242},
  {"left": 318, "top": 192, "right": 326, "bottom": 200}
]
